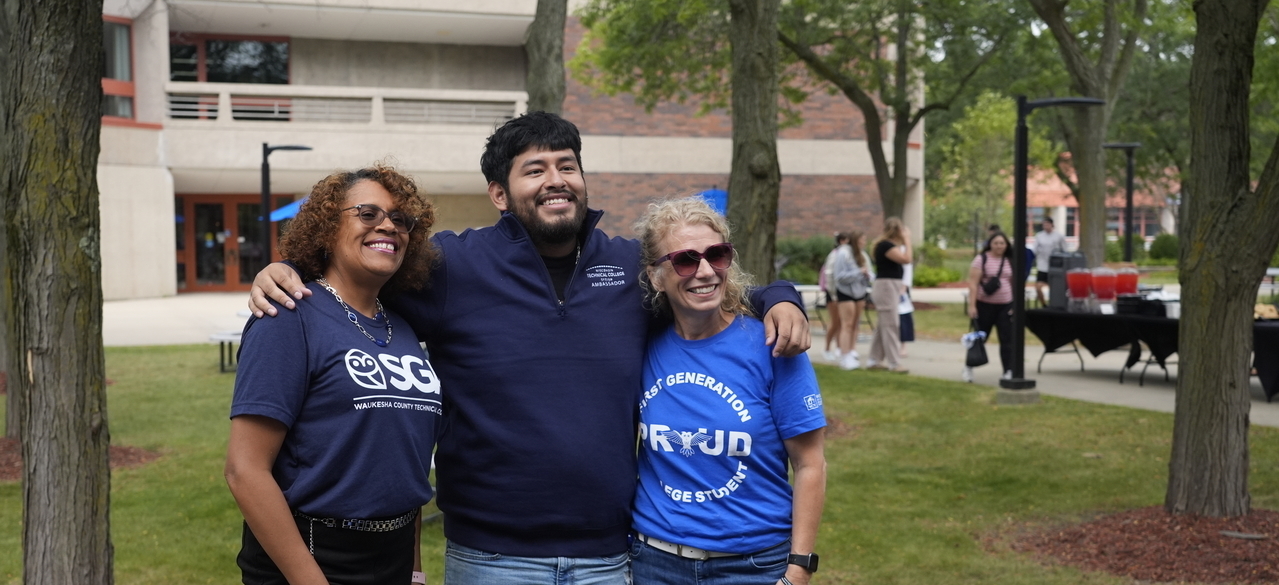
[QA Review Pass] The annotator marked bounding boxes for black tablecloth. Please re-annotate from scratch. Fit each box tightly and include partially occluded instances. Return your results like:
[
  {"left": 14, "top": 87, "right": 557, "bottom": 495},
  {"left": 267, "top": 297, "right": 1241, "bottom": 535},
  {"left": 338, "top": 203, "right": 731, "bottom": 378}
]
[{"left": 1025, "top": 309, "right": 1278, "bottom": 400}]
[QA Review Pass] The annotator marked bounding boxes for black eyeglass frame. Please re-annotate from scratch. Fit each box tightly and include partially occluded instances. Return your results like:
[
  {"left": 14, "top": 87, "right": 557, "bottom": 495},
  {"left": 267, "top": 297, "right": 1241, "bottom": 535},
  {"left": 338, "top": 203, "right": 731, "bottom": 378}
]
[
  {"left": 652, "top": 242, "right": 735, "bottom": 277},
  {"left": 341, "top": 204, "right": 417, "bottom": 233}
]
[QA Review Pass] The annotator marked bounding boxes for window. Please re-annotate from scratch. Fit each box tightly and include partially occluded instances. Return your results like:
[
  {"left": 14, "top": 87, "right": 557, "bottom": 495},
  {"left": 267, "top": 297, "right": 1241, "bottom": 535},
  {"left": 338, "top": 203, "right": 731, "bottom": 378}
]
[
  {"left": 169, "top": 35, "right": 289, "bottom": 84},
  {"left": 1065, "top": 207, "right": 1077, "bottom": 237},
  {"left": 103, "top": 18, "right": 133, "bottom": 119}
]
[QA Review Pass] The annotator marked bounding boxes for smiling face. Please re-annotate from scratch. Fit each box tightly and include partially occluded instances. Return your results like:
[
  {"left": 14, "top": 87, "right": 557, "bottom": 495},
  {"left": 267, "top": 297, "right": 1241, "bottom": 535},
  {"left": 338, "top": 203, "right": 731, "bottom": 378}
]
[
  {"left": 989, "top": 234, "right": 1010, "bottom": 257},
  {"left": 488, "top": 146, "right": 588, "bottom": 255},
  {"left": 327, "top": 179, "right": 409, "bottom": 287},
  {"left": 648, "top": 222, "right": 730, "bottom": 334}
]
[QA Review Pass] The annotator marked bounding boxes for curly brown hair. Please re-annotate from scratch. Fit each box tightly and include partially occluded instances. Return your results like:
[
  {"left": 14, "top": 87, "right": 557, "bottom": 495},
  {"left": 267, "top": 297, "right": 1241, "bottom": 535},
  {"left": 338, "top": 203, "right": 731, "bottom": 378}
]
[{"left": 279, "top": 164, "right": 437, "bottom": 293}]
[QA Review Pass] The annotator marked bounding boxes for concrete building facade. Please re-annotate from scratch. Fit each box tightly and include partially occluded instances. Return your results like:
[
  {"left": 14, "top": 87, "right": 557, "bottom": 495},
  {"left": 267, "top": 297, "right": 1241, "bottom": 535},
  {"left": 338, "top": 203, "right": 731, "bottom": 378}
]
[{"left": 98, "top": 0, "right": 922, "bottom": 299}]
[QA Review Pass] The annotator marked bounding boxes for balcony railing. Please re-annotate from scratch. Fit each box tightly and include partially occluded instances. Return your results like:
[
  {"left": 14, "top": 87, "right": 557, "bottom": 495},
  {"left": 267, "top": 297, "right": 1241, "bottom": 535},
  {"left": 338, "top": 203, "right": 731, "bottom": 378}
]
[{"left": 165, "top": 82, "right": 527, "bottom": 126}]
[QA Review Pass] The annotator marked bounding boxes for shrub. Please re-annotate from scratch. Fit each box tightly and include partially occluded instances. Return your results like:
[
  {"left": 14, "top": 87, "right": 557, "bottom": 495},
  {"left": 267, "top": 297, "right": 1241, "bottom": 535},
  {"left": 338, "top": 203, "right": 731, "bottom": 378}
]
[
  {"left": 1149, "top": 233, "right": 1179, "bottom": 260},
  {"left": 913, "top": 265, "right": 963, "bottom": 288},
  {"left": 1104, "top": 234, "right": 1148, "bottom": 262},
  {"left": 775, "top": 235, "right": 834, "bottom": 285},
  {"left": 916, "top": 242, "right": 946, "bottom": 268}
]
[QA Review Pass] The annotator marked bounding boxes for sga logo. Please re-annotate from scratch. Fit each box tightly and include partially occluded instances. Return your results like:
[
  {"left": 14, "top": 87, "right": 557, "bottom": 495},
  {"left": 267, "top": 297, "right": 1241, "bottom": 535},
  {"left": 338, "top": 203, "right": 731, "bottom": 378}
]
[{"left": 344, "top": 348, "right": 441, "bottom": 394}]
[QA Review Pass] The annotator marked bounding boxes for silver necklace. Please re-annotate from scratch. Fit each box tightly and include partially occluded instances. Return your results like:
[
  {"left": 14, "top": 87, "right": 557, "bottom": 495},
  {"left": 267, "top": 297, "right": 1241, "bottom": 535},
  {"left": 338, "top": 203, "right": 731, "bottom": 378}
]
[{"left": 315, "top": 278, "right": 392, "bottom": 347}]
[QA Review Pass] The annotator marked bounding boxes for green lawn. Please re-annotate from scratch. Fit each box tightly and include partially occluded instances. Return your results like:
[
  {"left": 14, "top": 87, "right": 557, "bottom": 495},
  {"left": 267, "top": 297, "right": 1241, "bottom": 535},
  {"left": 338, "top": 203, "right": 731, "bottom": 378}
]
[{"left": 1, "top": 345, "right": 1276, "bottom": 584}]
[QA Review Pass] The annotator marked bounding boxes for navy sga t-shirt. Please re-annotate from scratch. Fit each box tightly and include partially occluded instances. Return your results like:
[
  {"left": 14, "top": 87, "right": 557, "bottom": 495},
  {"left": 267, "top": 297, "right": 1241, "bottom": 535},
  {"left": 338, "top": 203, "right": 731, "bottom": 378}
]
[{"left": 231, "top": 281, "right": 441, "bottom": 519}]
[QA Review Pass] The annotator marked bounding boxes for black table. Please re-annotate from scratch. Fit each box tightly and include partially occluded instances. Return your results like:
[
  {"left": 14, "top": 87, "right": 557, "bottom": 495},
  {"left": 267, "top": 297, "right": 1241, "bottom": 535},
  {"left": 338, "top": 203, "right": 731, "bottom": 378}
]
[{"left": 1025, "top": 309, "right": 1279, "bottom": 400}]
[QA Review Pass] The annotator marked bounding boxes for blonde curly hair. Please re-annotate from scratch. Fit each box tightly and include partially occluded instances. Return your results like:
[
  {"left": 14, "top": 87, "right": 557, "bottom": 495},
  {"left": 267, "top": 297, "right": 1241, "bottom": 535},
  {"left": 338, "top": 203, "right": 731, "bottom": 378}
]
[{"left": 634, "top": 196, "right": 754, "bottom": 317}]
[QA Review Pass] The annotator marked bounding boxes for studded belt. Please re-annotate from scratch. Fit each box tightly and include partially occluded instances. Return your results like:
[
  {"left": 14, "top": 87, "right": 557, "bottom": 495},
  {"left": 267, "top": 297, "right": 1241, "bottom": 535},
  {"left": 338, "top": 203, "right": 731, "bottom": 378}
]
[
  {"left": 635, "top": 532, "right": 737, "bottom": 560},
  {"left": 293, "top": 508, "right": 418, "bottom": 532}
]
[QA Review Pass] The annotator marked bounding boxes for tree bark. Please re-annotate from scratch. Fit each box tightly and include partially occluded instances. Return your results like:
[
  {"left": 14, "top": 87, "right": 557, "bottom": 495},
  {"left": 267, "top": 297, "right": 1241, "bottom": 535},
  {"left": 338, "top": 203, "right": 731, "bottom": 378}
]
[
  {"left": 726, "top": 0, "right": 782, "bottom": 283},
  {"left": 1166, "top": 0, "right": 1278, "bottom": 517},
  {"left": 0, "top": 0, "right": 114, "bottom": 581},
  {"left": 525, "top": 0, "right": 567, "bottom": 113}
]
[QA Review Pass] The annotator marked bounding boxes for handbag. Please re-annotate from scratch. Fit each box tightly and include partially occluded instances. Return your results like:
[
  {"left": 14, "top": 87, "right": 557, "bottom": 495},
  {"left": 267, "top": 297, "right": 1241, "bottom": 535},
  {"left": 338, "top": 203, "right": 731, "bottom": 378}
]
[
  {"left": 980, "top": 253, "right": 1006, "bottom": 296},
  {"left": 965, "top": 320, "right": 989, "bottom": 367}
]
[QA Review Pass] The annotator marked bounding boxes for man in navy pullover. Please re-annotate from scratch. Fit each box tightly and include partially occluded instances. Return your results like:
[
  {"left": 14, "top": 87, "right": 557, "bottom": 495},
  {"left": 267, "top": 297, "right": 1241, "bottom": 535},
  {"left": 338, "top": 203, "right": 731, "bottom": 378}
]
[{"left": 250, "top": 112, "right": 810, "bottom": 584}]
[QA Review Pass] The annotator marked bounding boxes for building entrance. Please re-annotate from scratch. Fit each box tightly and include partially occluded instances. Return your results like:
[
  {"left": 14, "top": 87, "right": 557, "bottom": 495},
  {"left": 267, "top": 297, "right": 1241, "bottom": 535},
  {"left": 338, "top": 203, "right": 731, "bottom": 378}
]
[{"left": 176, "top": 194, "right": 291, "bottom": 292}]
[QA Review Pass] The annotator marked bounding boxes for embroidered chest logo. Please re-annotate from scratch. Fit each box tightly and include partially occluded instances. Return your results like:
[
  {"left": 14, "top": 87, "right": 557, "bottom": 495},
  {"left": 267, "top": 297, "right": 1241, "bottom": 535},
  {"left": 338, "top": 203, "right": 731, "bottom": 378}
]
[{"left": 584, "top": 264, "right": 628, "bottom": 288}]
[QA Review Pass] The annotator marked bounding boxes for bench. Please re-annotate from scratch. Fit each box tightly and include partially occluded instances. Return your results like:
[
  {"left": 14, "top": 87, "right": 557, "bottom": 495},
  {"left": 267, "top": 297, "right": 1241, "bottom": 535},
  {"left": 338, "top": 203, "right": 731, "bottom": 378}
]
[{"left": 210, "top": 331, "right": 242, "bottom": 373}]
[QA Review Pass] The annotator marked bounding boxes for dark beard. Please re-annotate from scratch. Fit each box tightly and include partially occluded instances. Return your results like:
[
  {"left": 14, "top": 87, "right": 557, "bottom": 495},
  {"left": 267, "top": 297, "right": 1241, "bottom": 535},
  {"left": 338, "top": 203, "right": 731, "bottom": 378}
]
[{"left": 512, "top": 197, "right": 588, "bottom": 249}]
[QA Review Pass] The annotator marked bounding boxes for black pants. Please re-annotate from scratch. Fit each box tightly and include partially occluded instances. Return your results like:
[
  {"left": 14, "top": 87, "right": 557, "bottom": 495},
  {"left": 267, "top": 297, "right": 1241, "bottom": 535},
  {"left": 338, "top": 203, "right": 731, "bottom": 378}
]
[
  {"left": 975, "top": 301, "right": 1013, "bottom": 373},
  {"left": 237, "top": 514, "right": 415, "bottom": 585}
]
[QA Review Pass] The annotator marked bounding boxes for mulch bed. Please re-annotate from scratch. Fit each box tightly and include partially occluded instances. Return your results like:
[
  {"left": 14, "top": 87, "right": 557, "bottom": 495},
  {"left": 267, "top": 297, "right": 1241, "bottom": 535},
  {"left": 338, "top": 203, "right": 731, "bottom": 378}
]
[
  {"left": 1007, "top": 506, "right": 1279, "bottom": 583},
  {"left": 0, "top": 437, "right": 161, "bottom": 482}
]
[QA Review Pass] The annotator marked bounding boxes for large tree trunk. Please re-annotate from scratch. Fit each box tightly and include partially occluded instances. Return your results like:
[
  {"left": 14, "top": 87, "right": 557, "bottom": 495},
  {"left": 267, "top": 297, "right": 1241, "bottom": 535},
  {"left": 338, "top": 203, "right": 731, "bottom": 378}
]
[
  {"left": 1166, "top": 0, "right": 1278, "bottom": 517},
  {"left": 726, "top": 0, "right": 782, "bottom": 283},
  {"left": 525, "top": 0, "right": 567, "bottom": 113},
  {"left": 0, "top": 0, "right": 114, "bottom": 581}
]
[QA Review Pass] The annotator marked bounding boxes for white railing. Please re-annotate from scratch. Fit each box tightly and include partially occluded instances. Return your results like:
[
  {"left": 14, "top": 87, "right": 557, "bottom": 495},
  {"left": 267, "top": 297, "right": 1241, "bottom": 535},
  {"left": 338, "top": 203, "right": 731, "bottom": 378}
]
[{"left": 165, "top": 82, "right": 527, "bottom": 126}]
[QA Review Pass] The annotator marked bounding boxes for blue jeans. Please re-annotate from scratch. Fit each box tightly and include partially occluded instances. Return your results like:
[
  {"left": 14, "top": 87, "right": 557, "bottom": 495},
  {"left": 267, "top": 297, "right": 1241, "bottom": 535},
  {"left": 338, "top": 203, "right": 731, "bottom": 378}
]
[
  {"left": 629, "top": 538, "right": 790, "bottom": 585},
  {"left": 444, "top": 540, "right": 631, "bottom": 585}
]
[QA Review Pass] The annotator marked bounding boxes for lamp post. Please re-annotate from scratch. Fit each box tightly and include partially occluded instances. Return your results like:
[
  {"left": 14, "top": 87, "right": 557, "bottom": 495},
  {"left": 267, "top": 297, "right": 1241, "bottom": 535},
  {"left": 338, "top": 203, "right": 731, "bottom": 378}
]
[
  {"left": 1104, "top": 143, "right": 1142, "bottom": 261},
  {"left": 1002, "top": 96, "right": 1105, "bottom": 393},
  {"left": 260, "top": 143, "right": 312, "bottom": 274}
]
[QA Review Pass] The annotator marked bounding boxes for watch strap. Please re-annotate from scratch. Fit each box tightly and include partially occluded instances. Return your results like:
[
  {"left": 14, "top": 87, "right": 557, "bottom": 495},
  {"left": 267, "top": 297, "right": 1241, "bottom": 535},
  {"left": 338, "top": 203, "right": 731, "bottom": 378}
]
[{"left": 787, "top": 552, "right": 819, "bottom": 572}]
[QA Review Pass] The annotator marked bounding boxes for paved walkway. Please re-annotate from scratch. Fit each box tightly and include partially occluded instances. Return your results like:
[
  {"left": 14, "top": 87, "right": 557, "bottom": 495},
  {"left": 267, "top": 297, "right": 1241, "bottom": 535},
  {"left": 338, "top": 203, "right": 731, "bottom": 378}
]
[{"left": 104, "top": 287, "right": 1278, "bottom": 427}]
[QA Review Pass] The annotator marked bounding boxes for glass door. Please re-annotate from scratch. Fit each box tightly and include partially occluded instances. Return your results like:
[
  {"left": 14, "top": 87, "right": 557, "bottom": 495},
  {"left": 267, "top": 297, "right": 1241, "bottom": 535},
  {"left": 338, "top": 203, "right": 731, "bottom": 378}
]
[{"left": 176, "top": 195, "right": 286, "bottom": 292}]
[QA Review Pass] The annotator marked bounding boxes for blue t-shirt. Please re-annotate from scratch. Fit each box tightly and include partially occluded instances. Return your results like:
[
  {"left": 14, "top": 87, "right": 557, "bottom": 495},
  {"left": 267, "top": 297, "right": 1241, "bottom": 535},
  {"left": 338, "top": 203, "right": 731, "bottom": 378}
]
[
  {"left": 632, "top": 315, "right": 825, "bottom": 554},
  {"left": 230, "top": 281, "right": 441, "bottom": 519}
]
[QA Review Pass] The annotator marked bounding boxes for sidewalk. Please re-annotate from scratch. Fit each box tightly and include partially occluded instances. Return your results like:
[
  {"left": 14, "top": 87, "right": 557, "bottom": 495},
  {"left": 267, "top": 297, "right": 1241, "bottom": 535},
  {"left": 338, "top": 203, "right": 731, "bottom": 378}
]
[
  {"left": 809, "top": 329, "right": 1279, "bottom": 428},
  {"left": 104, "top": 290, "right": 1278, "bottom": 428}
]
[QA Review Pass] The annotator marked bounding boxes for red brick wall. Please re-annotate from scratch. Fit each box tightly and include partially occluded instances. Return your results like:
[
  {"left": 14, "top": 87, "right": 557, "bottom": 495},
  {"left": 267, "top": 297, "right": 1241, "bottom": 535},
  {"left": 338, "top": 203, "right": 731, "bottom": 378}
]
[
  {"left": 585, "top": 172, "right": 883, "bottom": 240},
  {"left": 564, "top": 16, "right": 884, "bottom": 243},
  {"left": 563, "top": 18, "right": 868, "bottom": 141}
]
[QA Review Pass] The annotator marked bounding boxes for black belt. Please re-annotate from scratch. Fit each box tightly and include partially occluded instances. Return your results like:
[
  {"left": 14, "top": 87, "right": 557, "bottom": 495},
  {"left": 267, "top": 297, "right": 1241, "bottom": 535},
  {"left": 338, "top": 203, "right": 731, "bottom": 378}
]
[{"left": 293, "top": 508, "right": 417, "bottom": 532}]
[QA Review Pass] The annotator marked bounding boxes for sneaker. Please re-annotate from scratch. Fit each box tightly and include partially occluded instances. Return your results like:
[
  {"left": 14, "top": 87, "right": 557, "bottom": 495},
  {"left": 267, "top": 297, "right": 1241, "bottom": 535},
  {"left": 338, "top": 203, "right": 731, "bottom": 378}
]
[
  {"left": 1002, "top": 370, "right": 1013, "bottom": 380},
  {"left": 823, "top": 349, "right": 839, "bottom": 362},
  {"left": 840, "top": 353, "right": 861, "bottom": 371},
  {"left": 961, "top": 366, "right": 973, "bottom": 383},
  {"left": 888, "top": 366, "right": 910, "bottom": 374},
  {"left": 867, "top": 363, "right": 888, "bottom": 371}
]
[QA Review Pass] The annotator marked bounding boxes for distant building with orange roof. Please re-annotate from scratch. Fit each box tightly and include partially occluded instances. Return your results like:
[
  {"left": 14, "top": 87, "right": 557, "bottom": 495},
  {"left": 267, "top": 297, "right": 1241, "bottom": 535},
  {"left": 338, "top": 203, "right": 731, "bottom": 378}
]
[{"left": 1020, "top": 165, "right": 1178, "bottom": 249}]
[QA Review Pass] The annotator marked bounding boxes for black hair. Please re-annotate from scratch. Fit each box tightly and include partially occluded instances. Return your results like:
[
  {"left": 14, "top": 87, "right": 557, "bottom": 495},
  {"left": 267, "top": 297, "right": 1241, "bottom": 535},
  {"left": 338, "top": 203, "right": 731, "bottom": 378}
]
[
  {"left": 983, "top": 231, "right": 1012, "bottom": 253},
  {"left": 988, "top": 223, "right": 1001, "bottom": 232},
  {"left": 1042, "top": 217, "right": 1055, "bottom": 225},
  {"left": 480, "top": 111, "right": 583, "bottom": 193}
]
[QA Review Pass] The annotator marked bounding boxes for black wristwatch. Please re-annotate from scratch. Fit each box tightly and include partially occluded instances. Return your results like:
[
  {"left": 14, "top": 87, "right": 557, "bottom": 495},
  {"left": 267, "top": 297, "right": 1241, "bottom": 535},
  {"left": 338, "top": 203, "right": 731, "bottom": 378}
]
[{"left": 787, "top": 553, "right": 819, "bottom": 572}]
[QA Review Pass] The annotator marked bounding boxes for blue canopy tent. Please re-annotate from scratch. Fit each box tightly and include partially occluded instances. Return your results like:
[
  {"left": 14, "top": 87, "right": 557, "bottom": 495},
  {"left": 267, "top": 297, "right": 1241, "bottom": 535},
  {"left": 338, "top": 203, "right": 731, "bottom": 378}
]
[
  {"left": 270, "top": 197, "right": 306, "bottom": 221},
  {"left": 696, "top": 188, "right": 728, "bottom": 215}
]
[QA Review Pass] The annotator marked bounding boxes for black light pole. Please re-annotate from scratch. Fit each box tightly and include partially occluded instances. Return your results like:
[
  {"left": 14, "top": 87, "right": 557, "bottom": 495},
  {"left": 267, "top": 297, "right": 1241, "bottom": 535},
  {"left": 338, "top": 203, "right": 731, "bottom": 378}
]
[
  {"left": 261, "top": 143, "right": 312, "bottom": 273},
  {"left": 1003, "top": 96, "right": 1105, "bottom": 392},
  {"left": 1104, "top": 143, "right": 1142, "bottom": 262}
]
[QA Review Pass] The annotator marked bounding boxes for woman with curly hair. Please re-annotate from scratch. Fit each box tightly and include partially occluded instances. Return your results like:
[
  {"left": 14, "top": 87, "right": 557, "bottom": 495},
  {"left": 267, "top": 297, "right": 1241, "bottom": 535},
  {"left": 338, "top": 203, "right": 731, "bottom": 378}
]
[
  {"left": 630, "top": 197, "right": 827, "bottom": 585},
  {"left": 225, "top": 165, "right": 440, "bottom": 585}
]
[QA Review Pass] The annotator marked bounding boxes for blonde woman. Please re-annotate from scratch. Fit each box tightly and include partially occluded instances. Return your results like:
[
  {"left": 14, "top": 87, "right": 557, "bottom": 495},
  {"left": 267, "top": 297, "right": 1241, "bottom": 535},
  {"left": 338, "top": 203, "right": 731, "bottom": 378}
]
[{"left": 867, "top": 217, "right": 911, "bottom": 373}]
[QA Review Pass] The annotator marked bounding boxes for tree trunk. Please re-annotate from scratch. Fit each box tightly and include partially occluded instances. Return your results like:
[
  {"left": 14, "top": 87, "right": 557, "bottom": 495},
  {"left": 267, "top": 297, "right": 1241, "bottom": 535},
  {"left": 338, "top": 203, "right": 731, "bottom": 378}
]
[
  {"left": 1029, "top": 0, "right": 1144, "bottom": 267},
  {"left": 1166, "top": 0, "right": 1279, "bottom": 517},
  {"left": 1069, "top": 106, "right": 1109, "bottom": 267},
  {"left": 525, "top": 0, "right": 567, "bottom": 113},
  {"left": 0, "top": 0, "right": 114, "bottom": 581},
  {"left": 726, "top": 0, "right": 782, "bottom": 283}
]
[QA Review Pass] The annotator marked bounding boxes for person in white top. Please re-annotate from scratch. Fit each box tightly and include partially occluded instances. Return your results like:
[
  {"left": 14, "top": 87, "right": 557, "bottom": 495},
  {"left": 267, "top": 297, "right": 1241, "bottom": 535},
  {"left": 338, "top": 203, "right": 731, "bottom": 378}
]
[{"left": 1032, "top": 217, "right": 1066, "bottom": 306}]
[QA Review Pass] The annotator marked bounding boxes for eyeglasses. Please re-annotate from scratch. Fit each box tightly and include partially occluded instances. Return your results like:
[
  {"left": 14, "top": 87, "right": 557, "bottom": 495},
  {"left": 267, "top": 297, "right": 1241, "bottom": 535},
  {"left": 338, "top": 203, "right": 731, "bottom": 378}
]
[
  {"left": 342, "top": 204, "right": 417, "bottom": 233},
  {"left": 653, "top": 242, "right": 734, "bottom": 276}
]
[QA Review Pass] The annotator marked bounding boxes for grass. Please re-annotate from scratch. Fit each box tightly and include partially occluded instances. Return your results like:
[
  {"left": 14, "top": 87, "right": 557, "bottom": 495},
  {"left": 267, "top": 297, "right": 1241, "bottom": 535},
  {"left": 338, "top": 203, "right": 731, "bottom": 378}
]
[{"left": 1, "top": 345, "right": 1277, "bottom": 584}]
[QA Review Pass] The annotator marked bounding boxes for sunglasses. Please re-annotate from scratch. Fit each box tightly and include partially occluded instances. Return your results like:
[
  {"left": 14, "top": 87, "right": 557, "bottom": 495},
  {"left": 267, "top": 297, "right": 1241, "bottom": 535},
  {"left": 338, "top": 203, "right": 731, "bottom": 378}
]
[
  {"left": 342, "top": 204, "right": 417, "bottom": 233},
  {"left": 653, "top": 242, "right": 734, "bottom": 277}
]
